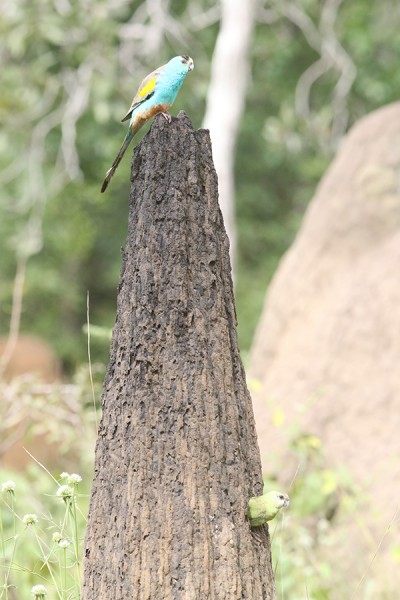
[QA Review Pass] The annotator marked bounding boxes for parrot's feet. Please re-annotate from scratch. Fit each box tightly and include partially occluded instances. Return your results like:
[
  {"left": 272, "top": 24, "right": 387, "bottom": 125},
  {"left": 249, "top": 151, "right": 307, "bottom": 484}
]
[{"left": 161, "top": 112, "right": 172, "bottom": 123}]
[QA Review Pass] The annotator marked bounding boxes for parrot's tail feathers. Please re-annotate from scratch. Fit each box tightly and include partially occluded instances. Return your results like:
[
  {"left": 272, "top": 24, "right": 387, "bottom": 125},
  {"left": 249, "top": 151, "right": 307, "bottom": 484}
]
[
  {"left": 100, "top": 168, "right": 114, "bottom": 193},
  {"left": 101, "top": 133, "right": 133, "bottom": 193}
]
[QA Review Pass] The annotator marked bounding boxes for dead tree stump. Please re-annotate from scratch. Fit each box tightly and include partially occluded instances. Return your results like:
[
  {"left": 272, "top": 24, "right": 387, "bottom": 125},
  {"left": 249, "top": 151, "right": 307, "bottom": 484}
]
[{"left": 82, "top": 112, "right": 275, "bottom": 599}]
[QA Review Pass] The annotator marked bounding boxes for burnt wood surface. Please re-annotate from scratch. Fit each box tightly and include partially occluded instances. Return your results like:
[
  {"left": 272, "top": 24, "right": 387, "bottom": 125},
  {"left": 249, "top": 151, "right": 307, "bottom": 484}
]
[{"left": 82, "top": 112, "right": 275, "bottom": 599}]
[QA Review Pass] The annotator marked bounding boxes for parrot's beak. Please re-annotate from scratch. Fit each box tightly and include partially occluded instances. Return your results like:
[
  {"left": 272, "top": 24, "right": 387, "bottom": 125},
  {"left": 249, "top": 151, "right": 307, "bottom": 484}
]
[
  {"left": 283, "top": 497, "right": 290, "bottom": 507},
  {"left": 188, "top": 58, "right": 194, "bottom": 71}
]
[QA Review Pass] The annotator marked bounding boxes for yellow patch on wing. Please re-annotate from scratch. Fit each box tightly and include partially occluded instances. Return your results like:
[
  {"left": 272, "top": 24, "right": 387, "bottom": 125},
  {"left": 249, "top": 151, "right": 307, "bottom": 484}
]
[{"left": 138, "top": 76, "right": 157, "bottom": 98}]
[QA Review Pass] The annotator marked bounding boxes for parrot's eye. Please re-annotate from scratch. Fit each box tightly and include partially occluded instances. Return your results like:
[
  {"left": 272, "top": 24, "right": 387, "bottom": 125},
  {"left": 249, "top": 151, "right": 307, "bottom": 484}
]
[{"left": 181, "top": 55, "right": 189, "bottom": 63}]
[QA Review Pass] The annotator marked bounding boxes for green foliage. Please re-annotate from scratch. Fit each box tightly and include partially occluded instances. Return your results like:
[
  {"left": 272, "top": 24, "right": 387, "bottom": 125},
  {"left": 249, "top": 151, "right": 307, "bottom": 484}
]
[
  {"left": 265, "top": 435, "right": 357, "bottom": 599},
  {"left": 236, "top": 0, "right": 400, "bottom": 348},
  {"left": 262, "top": 428, "right": 400, "bottom": 599},
  {"left": 0, "top": 0, "right": 208, "bottom": 369},
  {"left": 0, "top": 469, "right": 88, "bottom": 599},
  {"left": 0, "top": 369, "right": 98, "bottom": 598},
  {"left": 2, "top": 0, "right": 400, "bottom": 366}
]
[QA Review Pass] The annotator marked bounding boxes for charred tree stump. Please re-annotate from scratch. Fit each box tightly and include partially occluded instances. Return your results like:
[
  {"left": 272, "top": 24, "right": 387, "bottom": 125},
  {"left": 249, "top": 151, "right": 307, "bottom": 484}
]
[{"left": 82, "top": 112, "right": 275, "bottom": 599}]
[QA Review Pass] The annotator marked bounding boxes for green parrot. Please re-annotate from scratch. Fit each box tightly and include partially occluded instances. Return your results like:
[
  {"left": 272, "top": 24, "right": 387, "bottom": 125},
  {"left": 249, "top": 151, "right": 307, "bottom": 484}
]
[{"left": 247, "top": 490, "right": 290, "bottom": 527}]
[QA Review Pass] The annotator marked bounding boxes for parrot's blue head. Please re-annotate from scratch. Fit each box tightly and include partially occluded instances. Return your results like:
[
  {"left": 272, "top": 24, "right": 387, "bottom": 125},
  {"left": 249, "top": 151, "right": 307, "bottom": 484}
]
[
  {"left": 167, "top": 55, "right": 194, "bottom": 76},
  {"left": 180, "top": 55, "right": 194, "bottom": 71},
  {"left": 158, "top": 55, "right": 193, "bottom": 100}
]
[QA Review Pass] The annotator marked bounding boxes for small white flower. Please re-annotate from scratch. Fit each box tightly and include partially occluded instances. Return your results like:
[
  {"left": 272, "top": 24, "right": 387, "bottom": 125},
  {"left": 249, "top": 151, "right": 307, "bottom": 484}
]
[
  {"left": 58, "top": 539, "right": 71, "bottom": 549},
  {"left": 57, "top": 485, "right": 74, "bottom": 501},
  {"left": 31, "top": 584, "right": 47, "bottom": 597},
  {"left": 60, "top": 472, "right": 70, "bottom": 480},
  {"left": 1, "top": 480, "right": 16, "bottom": 493},
  {"left": 52, "top": 531, "right": 62, "bottom": 543},
  {"left": 67, "top": 473, "right": 82, "bottom": 485},
  {"left": 23, "top": 514, "right": 38, "bottom": 526}
]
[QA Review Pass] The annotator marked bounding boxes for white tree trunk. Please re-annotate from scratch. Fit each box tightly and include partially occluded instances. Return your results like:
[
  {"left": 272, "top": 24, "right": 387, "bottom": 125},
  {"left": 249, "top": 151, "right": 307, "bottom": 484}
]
[{"left": 203, "top": 0, "right": 256, "bottom": 272}]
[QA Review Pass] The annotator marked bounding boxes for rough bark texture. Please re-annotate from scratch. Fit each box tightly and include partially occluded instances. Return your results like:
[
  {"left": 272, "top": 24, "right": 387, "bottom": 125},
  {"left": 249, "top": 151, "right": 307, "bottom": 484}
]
[
  {"left": 82, "top": 112, "right": 275, "bottom": 599},
  {"left": 250, "top": 102, "right": 400, "bottom": 593}
]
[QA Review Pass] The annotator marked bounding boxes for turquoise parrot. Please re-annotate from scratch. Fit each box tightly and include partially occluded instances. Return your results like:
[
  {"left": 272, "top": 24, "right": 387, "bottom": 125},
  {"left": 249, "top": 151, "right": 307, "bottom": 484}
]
[
  {"left": 247, "top": 491, "right": 290, "bottom": 527},
  {"left": 101, "top": 55, "right": 194, "bottom": 192}
]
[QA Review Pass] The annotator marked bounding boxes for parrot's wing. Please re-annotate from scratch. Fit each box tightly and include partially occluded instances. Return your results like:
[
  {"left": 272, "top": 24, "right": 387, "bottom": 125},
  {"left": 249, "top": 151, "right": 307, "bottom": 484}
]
[
  {"left": 247, "top": 497, "right": 266, "bottom": 521},
  {"left": 248, "top": 496, "right": 263, "bottom": 512},
  {"left": 249, "top": 511, "right": 268, "bottom": 526},
  {"left": 121, "top": 64, "right": 165, "bottom": 123}
]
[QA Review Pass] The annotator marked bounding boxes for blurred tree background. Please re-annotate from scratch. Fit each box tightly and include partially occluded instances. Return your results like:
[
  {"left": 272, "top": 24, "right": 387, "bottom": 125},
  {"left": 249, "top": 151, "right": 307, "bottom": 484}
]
[{"left": 1, "top": 0, "right": 400, "bottom": 369}]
